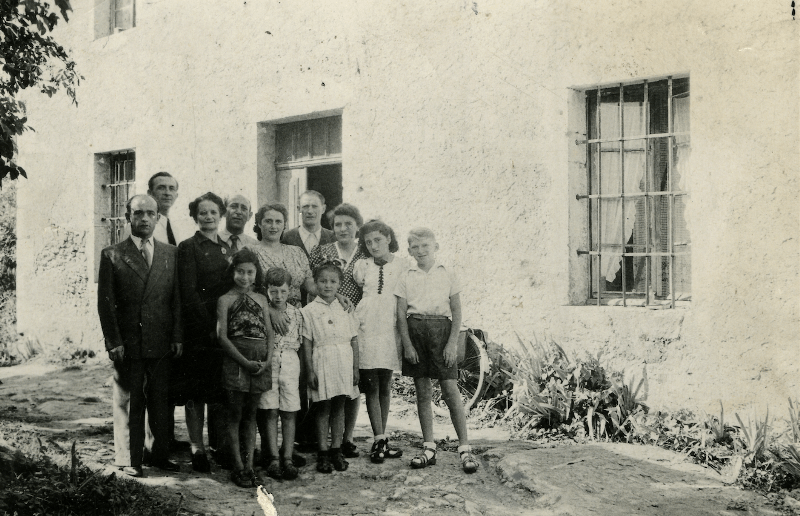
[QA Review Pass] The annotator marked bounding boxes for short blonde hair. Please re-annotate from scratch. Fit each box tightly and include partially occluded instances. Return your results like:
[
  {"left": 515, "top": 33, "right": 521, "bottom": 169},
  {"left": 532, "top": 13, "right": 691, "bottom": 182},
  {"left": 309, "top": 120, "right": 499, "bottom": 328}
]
[{"left": 407, "top": 227, "right": 436, "bottom": 244}]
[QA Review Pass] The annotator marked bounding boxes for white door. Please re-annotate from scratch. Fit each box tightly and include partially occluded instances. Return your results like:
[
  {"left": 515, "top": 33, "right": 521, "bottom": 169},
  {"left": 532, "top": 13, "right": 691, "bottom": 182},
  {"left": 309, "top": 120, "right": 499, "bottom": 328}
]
[{"left": 288, "top": 167, "right": 307, "bottom": 230}]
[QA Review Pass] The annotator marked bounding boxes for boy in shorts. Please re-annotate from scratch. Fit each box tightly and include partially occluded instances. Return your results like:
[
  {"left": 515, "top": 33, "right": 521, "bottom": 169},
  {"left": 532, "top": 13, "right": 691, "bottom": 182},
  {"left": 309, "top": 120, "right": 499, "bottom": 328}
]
[
  {"left": 257, "top": 267, "right": 303, "bottom": 480},
  {"left": 395, "top": 228, "right": 479, "bottom": 473}
]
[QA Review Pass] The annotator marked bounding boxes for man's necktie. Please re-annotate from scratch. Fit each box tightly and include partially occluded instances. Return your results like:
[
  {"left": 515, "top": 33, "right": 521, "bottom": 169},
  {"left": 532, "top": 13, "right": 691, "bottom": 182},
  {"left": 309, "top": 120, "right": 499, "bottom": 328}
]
[
  {"left": 140, "top": 240, "right": 152, "bottom": 269},
  {"left": 230, "top": 234, "right": 239, "bottom": 253},
  {"left": 166, "top": 219, "right": 176, "bottom": 246}
]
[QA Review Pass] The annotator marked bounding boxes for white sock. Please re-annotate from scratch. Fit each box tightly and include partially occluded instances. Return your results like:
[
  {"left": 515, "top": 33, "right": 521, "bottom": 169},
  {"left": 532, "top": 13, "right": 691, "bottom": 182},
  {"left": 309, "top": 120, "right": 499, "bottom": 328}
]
[
  {"left": 457, "top": 444, "right": 472, "bottom": 454},
  {"left": 373, "top": 434, "right": 386, "bottom": 442}
]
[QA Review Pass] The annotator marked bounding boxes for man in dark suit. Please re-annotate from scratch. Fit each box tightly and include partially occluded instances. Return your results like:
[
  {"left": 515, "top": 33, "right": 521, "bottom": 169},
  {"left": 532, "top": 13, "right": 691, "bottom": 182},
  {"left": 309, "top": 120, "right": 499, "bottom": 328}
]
[
  {"left": 281, "top": 190, "right": 335, "bottom": 258},
  {"left": 280, "top": 190, "right": 335, "bottom": 452},
  {"left": 98, "top": 194, "right": 183, "bottom": 477}
]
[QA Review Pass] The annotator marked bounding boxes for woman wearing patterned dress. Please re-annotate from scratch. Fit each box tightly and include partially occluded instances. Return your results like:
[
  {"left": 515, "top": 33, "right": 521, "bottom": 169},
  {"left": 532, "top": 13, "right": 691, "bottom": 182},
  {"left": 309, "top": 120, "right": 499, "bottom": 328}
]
[
  {"left": 309, "top": 203, "right": 367, "bottom": 458},
  {"left": 352, "top": 219, "right": 406, "bottom": 462}
]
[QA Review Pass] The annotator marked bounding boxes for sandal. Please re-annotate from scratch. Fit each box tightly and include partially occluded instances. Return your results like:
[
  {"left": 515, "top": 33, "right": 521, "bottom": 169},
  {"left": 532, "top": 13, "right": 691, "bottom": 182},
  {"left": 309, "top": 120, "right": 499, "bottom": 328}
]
[
  {"left": 385, "top": 438, "right": 403, "bottom": 459},
  {"left": 370, "top": 439, "right": 386, "bottom": 464},
  {"left": 316, "top": 452, "right": 333, "bottom": 474},
  {"left": 459, "top": 446, "right": 480, "bottom": 474},
  {"left": 265, "top": 458, "right": 282, "bottom": 479},
  {"left": 410, "top": 443, "right": 437, "bottom": 469},
  {"left": 230, "top": 468, "right": 252, "bottom": 489},
  {"left": 330, "top": 448, "right": 349, "bottom": 471},
  {"left": 341, "top": 440, "right": 360, "bottom": 458},
  {"left": 282, "top": 457, "right": 299, "bottom": 480}
]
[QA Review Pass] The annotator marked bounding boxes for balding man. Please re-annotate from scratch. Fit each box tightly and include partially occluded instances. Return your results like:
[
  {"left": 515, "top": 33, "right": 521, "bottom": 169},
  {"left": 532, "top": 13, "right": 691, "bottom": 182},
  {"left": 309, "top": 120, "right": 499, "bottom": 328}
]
[
  {"left": 98, "top": 194, "right": 183, "bottom": 477},
  {"left": 219, "top": 194, "right": 259, "bottom": 251}
]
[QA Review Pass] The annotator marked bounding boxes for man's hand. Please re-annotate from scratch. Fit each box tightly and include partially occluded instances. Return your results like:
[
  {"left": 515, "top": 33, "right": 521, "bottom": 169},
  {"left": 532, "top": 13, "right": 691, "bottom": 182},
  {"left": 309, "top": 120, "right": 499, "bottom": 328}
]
[
  {"left": 270, "top": 307, "right": 290, "bottom": 335},
  {"left": 171, "top": 342, "right": 183, "bottom": 358},
  {"left": 336, "top": 294, "right": 354, "bottom": 313},
  {"left": 307, "top": 371, "right": 319, "bottom": 390},
  {"left": 403, "top": 345, "right": 419, "bottom": 364},
  {"left": 108, "top": 346, "right": 125, "bottom": 362},
  {"left": 443, "top": 341, "right": 458, "bottom": 368}
]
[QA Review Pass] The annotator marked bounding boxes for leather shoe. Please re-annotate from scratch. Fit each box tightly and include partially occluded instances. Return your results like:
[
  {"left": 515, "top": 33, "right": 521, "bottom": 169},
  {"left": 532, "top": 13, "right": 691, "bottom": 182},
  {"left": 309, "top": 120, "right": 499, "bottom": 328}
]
[
  {"left": 121, "top": 466, "right": 143, "bottom": 477},
  {"left": 192, "top": 452, "right": 211, "bottom": 473},
  {"left": 151, "top": 459, "right": 180, "bottom": 472}
]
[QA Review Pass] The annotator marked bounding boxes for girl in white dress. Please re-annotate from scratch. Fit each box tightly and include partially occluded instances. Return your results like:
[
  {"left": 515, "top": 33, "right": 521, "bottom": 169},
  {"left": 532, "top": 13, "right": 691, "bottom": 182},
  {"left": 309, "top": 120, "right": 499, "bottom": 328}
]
[
  {"left": 301, "top": 262, "right": 359, "bottom": 473},
  {"left": 353, "top": 220, "right": 406, "bottom": 463}
]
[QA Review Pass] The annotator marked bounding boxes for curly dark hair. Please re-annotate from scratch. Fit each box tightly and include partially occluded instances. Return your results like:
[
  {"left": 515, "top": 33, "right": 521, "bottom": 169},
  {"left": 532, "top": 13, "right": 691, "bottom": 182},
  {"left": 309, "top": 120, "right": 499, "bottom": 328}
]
[
  {"left": 253, "top": 203, "right": 289, "bottom": 241},
  {"left": 312, "top": 260, "right": 344, "bottom": 282},
  {"left": 225, "top": 248, "right": 264, "bottom": 288},
  {"left": 188, "top": 192, "right": 226, "bottom": 221},
  {"left": 328, "top": 203, "right": 363, "bottom": 228},
  {"left": 358, "top": 219, "right": 399, "bottom": 256}
]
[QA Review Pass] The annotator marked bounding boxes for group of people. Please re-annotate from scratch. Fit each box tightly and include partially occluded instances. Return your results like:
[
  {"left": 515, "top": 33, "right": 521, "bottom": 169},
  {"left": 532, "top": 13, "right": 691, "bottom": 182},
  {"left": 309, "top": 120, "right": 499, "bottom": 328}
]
[{"left": 97, "top": 171, "right": 479, "bottom": 490}]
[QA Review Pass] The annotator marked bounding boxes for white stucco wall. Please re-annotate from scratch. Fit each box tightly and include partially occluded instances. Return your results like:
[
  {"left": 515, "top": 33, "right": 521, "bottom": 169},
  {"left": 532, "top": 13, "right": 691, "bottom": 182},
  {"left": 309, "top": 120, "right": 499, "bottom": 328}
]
[{"left": 16, "top": 0, "right": 799, "bottom": 411}]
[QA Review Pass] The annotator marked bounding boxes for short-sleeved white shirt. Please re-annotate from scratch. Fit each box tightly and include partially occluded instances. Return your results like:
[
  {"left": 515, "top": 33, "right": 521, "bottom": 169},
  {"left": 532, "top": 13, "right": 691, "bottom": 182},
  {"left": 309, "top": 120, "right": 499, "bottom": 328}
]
[{"left": 394, "top": 262, "right": 461, "bottom": 319}]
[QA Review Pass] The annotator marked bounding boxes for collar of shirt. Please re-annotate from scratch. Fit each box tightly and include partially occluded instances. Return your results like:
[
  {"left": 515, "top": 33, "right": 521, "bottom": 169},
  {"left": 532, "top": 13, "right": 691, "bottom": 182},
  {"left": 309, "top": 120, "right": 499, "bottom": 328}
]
[
  {"left": 299, "top": 225, "right": 321, "bottom": 244},
  {"left": 156, "top": 215, "right": 169, "bottom": 229},
  {"left": 312, "top": 296, "right": 342, "bottom": 308},
  {"left": 130, "top": 234, "right": 152, "bottom": 250},
  {"left": 408, "top": 261, "right": 445, "bottom": 273},
  {"left": 195, "top": 231, "right": 225, "bottom": 246},
  {"left": 218, "top": 227, "right": 241, "bottom": 246}
]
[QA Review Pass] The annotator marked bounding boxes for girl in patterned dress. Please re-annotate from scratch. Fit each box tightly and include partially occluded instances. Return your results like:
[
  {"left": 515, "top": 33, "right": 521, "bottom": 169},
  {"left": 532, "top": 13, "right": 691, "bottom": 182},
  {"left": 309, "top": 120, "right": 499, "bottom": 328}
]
[
  {"left": 353, "top": 220, "right": 406, "bottom": 463},
  {"left": 217, "top": 249, "right": 274, "bottom": 488},
  {"left": 302, "top": 262, "right": 360, "bottom": 473}
]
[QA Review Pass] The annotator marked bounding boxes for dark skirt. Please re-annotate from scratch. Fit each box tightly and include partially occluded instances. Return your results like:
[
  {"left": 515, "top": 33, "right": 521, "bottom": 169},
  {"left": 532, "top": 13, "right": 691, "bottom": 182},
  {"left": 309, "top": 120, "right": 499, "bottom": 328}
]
[
  {"left": 170, "top": 333, "right": 226, "bottom": 405},
  {"left": 222, "top": 337, "right": 271, "bottom": 393}
]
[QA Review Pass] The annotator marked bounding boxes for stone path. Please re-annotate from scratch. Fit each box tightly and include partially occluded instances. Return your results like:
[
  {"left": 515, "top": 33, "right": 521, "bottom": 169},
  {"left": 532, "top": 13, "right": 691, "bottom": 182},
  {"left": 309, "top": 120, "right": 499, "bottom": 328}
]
[{"left": 0, "top": 359, "right": 790, "bottom": 515}]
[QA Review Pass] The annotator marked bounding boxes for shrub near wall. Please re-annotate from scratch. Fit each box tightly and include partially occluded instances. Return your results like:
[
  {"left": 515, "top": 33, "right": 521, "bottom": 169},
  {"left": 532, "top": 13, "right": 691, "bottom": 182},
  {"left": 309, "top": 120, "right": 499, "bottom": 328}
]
[{"left": 0, "top": 183, "right": 16, "bottom": 361}]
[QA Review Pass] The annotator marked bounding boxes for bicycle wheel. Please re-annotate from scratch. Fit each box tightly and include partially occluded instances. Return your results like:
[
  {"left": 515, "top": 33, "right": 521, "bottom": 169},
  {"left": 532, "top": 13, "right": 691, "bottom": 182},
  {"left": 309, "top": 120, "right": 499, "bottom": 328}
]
[{"left": 457, "top": 332, "right": 489, "bottom": 411}]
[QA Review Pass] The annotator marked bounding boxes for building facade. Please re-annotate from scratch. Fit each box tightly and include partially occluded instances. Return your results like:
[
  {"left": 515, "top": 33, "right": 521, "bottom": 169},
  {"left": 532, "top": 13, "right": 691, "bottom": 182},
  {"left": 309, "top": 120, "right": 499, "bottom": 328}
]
[{"left": 16, "top": 0, "right": 799, "bottom": 410}]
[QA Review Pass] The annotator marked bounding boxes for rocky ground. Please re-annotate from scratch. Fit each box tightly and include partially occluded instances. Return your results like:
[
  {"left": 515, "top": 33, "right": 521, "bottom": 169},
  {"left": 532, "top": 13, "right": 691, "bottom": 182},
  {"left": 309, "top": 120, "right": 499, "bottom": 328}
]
[{"left": 0, "top": 358, "right": 794, "bottom": 516}]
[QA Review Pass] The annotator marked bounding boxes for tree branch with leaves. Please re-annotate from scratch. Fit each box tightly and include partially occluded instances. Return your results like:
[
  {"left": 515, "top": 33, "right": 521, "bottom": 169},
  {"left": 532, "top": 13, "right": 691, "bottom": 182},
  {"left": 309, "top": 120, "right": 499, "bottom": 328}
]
[{"left": 0, "top": 0, "right": 80, "bottom": 183}]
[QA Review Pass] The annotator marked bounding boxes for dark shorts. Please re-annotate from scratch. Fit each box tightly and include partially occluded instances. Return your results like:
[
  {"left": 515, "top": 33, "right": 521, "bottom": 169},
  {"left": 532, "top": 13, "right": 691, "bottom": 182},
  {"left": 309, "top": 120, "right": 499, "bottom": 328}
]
[
  {"left": 401, "top": 316, "right": 458, "bottom": 381},
  {"left": 358, "top": 368, "right": 393, "bottom": 393}
]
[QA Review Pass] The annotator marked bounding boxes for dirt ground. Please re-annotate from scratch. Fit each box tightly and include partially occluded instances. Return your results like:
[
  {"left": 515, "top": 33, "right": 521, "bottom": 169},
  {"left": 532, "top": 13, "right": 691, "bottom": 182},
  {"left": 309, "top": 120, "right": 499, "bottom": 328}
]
[{"left": 0, "top": 358, "right": 792, "bottom": 516}]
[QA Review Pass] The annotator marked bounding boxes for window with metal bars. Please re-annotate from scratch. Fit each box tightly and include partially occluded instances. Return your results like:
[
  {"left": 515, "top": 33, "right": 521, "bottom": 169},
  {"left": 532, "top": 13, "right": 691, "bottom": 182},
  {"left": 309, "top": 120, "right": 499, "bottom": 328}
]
[
  {"left": 577, "top": 77, "right": 690, "bottom": 308},
  {"left": 102, "top": 150, "right": 136, "bottom": 246}
]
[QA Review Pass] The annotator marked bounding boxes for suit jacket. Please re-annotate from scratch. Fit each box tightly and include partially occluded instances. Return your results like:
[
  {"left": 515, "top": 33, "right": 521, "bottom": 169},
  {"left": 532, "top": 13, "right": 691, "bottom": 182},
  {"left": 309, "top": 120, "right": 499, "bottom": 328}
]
[
  {"left": 98, "top": 237, "right": 182, "bottom": 359},
  {"left": 281, "top": 226, "right": 336, "bottom": 257}
]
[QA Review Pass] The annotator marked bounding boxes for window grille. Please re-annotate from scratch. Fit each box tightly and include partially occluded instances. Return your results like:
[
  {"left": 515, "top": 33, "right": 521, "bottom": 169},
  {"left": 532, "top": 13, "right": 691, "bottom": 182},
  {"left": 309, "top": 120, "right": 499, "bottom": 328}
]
[
  {"left": 103, "top": 151, "right": 135, "bottom": 245},
  {"left": 275, "top": 116, "right": 342, "bottom": 170},
  {"left": 576, "top": 77, "right": 690, "bottom": 308}
]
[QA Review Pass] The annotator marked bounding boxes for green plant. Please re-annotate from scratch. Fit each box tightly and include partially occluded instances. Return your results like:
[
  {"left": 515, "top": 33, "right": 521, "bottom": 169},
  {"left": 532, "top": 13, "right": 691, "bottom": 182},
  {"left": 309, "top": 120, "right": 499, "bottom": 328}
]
[
  {"left": 735, "top": 408, "right": 771, "bottom": 466},
  {"left": 702, "top": 400, "right": 731, "bottom": 445},
  {"left": 788, "top": 398, "right": 800, "bottom": 443}
]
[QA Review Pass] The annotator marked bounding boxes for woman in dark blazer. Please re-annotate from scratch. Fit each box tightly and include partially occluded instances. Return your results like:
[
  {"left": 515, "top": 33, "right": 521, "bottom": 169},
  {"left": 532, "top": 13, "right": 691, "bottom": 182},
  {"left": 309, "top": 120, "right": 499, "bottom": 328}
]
[{"left": 176, "top": 191, "right": 232, "bottom": 473}]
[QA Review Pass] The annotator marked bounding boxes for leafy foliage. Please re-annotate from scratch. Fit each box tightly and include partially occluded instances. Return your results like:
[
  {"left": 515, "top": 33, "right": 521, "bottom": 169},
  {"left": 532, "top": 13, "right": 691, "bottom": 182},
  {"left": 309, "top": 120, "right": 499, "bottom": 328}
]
[
  {"left": 0, "top": 0, "right": 81, "bottom": 183},
  {"left": 0, "top": 441, "right": 183, "bottom": 515}
]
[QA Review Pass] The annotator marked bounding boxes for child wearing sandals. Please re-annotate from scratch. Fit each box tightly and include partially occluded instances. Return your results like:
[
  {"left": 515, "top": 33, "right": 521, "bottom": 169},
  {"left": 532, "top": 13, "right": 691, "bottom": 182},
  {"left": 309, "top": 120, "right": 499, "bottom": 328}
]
[
  {"left": 395, "top": 228, "right": 479, "bottom": 474},
  {"left": 217, "top": 249, "right": 274, "bottom": 488},
  {"left": 257, "top": 267, "right": 303, "bottom": 480},
  {"left": 302, "top": 261, "right": 360, "bottom": 473},
  {"left": 353, "top": 220, "right": 405, "bottom": 463}
]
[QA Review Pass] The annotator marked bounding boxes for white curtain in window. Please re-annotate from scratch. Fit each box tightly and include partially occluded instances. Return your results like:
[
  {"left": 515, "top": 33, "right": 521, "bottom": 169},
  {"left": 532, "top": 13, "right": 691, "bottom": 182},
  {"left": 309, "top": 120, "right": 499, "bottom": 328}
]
[{"left": 599, "top": 104, "right": 646, "bottom": 282}]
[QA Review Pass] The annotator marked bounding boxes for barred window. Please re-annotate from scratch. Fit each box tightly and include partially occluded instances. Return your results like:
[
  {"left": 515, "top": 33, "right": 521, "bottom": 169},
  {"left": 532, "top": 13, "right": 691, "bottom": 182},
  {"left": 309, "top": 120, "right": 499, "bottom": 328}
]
[{"left": 577, "top": 77, "right": 690, "bottom": 307}]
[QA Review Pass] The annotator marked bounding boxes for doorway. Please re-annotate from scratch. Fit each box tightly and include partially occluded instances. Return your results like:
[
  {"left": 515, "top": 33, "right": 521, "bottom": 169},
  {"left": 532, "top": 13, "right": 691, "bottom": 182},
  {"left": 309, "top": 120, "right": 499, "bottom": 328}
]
[{"left": 306, "top": 163, "right": 342, "bottom": 230}]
